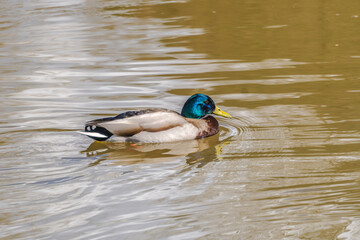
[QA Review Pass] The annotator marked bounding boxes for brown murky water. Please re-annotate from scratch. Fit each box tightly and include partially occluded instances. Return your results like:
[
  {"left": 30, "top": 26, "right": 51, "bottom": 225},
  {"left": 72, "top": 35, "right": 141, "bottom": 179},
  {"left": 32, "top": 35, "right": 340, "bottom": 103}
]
[{"left": 1, "top": 0, "right": 360, "bottom": 239}]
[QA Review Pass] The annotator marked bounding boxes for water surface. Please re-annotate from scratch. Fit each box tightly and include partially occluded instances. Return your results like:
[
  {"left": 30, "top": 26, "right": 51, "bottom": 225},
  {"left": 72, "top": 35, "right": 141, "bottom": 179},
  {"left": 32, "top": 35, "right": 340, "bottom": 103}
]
[{"left": 1, "top": 0, "right": 360, "bottom": 239}]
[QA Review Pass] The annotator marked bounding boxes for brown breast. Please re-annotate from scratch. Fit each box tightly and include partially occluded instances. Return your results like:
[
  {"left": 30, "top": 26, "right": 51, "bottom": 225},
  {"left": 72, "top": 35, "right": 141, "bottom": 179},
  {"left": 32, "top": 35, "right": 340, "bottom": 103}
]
[{"left": 185, "top": 116, "right": 219, "bottom": 139}]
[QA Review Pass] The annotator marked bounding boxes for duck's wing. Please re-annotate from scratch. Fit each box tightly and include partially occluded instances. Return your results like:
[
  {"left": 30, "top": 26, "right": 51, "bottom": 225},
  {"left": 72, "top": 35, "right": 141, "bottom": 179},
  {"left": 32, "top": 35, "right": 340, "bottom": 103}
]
[{"left": 80, "top": 109, "right": 188, "bottom": 141}]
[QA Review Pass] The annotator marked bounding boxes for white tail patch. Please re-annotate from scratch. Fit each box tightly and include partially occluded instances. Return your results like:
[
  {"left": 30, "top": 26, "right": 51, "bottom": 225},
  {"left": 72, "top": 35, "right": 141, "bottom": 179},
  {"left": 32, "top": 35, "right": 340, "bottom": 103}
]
[{"left": 77, "top": 131, "right": 108, "bottom": 139}]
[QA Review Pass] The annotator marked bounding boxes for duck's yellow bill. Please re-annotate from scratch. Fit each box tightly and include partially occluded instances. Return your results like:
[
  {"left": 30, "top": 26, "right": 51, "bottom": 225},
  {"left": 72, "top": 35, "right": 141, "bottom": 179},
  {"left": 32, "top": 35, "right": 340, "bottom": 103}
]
[{"left": 213, "top": 106, "right": 232, "bottom": 118}]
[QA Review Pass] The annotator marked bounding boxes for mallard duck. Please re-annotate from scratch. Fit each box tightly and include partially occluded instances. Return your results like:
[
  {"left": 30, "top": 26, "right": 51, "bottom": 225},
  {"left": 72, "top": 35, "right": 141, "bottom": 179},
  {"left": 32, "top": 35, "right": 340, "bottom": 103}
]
[{"left": 79, "top": 93, "right": 231, "bottom": 143}]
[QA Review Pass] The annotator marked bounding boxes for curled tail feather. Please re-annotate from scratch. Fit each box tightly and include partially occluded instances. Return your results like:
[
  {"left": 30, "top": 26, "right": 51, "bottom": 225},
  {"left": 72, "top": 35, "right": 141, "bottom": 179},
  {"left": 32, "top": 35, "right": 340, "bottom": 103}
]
[{"left": 79, "top": 125, "right": 113, "bottom": 141}]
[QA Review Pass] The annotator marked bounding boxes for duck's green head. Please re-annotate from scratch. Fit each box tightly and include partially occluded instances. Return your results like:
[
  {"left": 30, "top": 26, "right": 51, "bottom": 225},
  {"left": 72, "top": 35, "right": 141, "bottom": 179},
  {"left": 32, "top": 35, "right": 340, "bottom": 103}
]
[{"left": 181, "top": 93, "right": 232, "bottom": 119}]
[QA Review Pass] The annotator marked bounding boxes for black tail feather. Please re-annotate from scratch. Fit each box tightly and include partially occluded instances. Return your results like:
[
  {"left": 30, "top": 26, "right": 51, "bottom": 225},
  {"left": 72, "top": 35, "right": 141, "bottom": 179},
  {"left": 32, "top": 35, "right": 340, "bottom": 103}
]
[{"left": 84, "top": 125, "right": 113, "bottom": 141}]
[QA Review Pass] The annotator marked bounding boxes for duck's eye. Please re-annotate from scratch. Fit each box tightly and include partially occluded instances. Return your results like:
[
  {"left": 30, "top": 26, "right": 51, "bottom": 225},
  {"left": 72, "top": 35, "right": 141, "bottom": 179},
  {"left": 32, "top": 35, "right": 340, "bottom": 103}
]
[{"left": 204, "top": 100, "right": 210, "bottom": 105}]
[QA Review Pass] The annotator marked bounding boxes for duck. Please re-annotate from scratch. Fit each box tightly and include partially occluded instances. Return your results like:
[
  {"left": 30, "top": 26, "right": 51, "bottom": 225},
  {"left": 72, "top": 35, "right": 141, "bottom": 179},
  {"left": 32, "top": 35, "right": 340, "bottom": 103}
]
[{"left": 79, "top": 93, "right": 231, "bottom": 143}]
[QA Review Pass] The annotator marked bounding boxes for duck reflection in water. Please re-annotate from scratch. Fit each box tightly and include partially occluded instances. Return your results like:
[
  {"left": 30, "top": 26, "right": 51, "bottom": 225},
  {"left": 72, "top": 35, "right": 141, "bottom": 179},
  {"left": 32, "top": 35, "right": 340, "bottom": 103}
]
[{"left": 82, "top": 133, "right": 229, "bottom": 168}]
